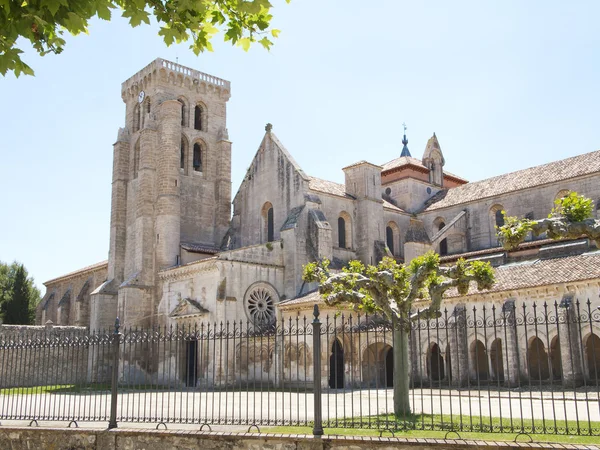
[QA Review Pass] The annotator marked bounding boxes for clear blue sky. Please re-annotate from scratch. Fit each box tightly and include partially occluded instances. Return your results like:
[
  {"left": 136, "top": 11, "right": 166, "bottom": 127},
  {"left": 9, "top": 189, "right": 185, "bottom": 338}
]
[{"left": 1, "top": 1, "right": 599, "bottom": 292}]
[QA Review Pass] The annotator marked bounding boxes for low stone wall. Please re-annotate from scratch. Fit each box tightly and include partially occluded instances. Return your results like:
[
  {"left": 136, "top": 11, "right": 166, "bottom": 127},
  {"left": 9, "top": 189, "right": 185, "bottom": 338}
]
[
  {"left": 0, "top": 324, "right": 89, "bottom": 388},
  {"left": 0, "top": 427, "right": 597, "bottom": 450}
]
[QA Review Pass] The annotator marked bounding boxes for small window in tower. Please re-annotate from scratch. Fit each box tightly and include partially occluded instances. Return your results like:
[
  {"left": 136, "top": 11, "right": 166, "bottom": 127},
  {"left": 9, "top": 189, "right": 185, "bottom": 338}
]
[
  {"left": 133, "top": 140, "right": 140, "bottom": 179},
  {"left": 338, "top": 217, "right": 346, "bottom": 249},
  {"left": 193, "top": 143, "right": 202, "bottom": 172},
  {"left": 133, "top": 104, "right": 140, "bottom": 133},
  {"left": 146, "top": 98, "right": 151, "bottom": 114},
  {"left": 178, "top": 99, "right": 187, "bottom": 127},
  {"left": 267, "top": 207, "right": 274, "bottom": 242},
  {"left": 194, "top": 105, "right": 203, "bottom": 131},
  {"left": 180, "top": 139, "right": 186, "bottom": 170},
  {"left": 385, "top": 187, "right": 391, "bottom": 195}
]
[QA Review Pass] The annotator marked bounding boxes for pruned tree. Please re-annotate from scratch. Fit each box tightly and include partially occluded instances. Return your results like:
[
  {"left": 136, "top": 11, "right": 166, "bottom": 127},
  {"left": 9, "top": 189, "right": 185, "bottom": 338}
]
[
  {"left": 497, "top": 192, "right": 599, "bottom": 250},
  {"left": 303, "top": 252, "right": 495, "bottom": 416}
]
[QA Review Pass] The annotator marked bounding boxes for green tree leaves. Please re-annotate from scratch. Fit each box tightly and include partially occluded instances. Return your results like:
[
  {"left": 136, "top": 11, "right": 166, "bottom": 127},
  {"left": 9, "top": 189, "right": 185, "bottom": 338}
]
[
  {"left": 497, "top": 192, "right": 599, "bottom": 250},
  {"left": 302, "top": 252, "right": 495, "bottom": 321},
  {"left": 0, "top": 0, "right": 290, "bottom": 76},
  {"left": 0, "top": 261, "right": 40, "bottom": 325}
]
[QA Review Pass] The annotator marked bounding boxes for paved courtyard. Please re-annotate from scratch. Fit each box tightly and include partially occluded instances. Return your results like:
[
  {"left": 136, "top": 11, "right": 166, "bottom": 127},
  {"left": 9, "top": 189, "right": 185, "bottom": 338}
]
[{"left": 1, "top": 388, "right": 599, "bottom": 429}]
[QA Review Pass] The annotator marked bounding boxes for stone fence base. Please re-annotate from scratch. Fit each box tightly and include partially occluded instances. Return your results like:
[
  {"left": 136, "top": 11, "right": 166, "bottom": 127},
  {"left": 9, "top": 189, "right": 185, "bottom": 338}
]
[{"left": 0, "top": 427, "right": 597, "bottom": 450}]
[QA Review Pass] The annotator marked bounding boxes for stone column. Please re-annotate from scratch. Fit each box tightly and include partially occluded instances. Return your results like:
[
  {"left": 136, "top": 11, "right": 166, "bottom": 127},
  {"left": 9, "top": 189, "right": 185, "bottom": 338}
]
[
  {"left": 501, "top": 299, "right": 521, "bottom": 387},
  {"left": 558, "top": 295, "right": 584, "bottom": 387},
  {"left": 108, "top": 128, "right": 130, "bottom": 284},
  {"left": 449, "top": 304, "right": 469, "bottom": 387},
  {"left": 155, "top": 100, "right": 182, "bottom": 270}
]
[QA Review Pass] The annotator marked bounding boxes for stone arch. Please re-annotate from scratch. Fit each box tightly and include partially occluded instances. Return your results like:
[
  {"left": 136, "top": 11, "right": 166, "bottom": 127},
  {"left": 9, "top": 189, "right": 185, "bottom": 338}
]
[
  {"left": 284, "top": 342, "right": 312, "bottom": 369},
  {"left": 490, "top": 204, "right": 505, "bottom": 228},
  {"left": 180, "top": 134, "right": 189, "bottom": 175},
  {"left": 583, "top": 333, "right": 600, "bottom": 381},
  {"left": 362, "top": 341, "right": 394, "bottom": 387},
  {"left": 261, "top": 202, "right": 274, "bottom": 242},
  {"left": 528, "top": 336, "right": 550, "bottom": 381},
  {"left": 194, "top": 101, "right": 208, "bottom": 131},
  {"left": 427, "top": 342, "right": 445, "bottom": 381},
  {"left": 489, "top": 338, "right": 504, "bottom": 382},
  {"left": 337, "top": 211, "right": 352, "bottom": 249},
  {"left": 550, "top": 335, "right": 562, "bottom": 380},
  {"left": 433, "top": 217, "right": 447, "bottom": 255},
  {"left": 470, "top": 339, "right": 489, "bottom": 381},
  {"left": 386, "top": 221, "right": 400, "bottom": 256},
  {"left": 192, "top": 139, "right": 207, "bottom": 173},
  {"left": 177, "top": 96, "right": 189, "bottom": 127},
  {"left": 555, "top": 189, "right": 571, "bottom": 202},
  {"left": 329, "top": 338, "right": 345, "bottom": 388},
  {"left": 132, "top": 103, "right": 140, "bottom": 133}
]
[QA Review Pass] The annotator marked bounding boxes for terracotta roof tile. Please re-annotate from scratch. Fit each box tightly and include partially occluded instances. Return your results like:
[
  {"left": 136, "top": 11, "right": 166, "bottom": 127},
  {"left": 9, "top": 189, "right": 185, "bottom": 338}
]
[{"left": 424, "top": 150, "right": 600, "bottom": 211}]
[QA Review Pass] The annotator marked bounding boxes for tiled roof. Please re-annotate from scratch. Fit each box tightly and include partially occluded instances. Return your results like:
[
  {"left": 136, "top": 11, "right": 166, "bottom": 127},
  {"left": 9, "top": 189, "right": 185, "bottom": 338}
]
[
  {"left": 278, "top": 291, "right": 324, "bottom": 309},
  {"left": 308, "top": 176, "right": 355, "bottom": 199},
  {"left": 44, "top": 261, "right": 108, "bottom": 285},
  {"left": 383, "top": 199, "right": 404, "bottom": 212},
  {"left": 424, "top": 149, "right": 600, "bottom": 212},
  {"left": 382, "top": 156, "right": 428, "bottom": 172},
  {"left": 446, "top": 250, "right": 600, "bottom": 298},
  {"left": 181, "top": 243, "right": 219, "bottom": 254},
  {"left": 380, "top": 157, "right": 467, "bottom": 182}
]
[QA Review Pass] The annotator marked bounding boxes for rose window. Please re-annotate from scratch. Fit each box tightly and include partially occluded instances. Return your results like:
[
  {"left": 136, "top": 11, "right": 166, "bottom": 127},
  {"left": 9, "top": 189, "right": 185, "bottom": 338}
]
[{"left": 245, "top": 283, "right": 278, "bottom": 326}]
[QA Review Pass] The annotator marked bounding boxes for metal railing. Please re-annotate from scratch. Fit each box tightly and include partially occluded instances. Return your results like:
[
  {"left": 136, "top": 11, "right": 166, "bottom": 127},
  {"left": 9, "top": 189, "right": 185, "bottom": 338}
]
[{"left": 1, "top": 300, "right": 599, "bottom": 436}]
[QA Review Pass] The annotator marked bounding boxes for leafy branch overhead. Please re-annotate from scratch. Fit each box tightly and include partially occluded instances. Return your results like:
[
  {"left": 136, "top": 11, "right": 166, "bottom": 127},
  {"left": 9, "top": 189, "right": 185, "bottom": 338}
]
[
  {"left": 0, "top": 0, "right": 289, "bottom": 77},
  {"left": 497, "top": 192, "right": 600, "bottom": 251},
  {"left": 302, "top": 253, "right": 495, "bottom": 321}
]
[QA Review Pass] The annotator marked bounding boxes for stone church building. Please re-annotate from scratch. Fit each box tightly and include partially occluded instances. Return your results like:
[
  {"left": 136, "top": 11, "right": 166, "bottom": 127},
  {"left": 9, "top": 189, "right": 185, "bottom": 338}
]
[{"left": 36, "top": 59, "right": 600, "bottom": 388}]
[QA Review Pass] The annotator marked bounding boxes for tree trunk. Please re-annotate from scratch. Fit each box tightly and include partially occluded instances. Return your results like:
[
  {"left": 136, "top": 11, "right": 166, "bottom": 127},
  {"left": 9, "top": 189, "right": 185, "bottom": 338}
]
[{"left": 392, "top": 319, "right": 411, "bottom": 416}]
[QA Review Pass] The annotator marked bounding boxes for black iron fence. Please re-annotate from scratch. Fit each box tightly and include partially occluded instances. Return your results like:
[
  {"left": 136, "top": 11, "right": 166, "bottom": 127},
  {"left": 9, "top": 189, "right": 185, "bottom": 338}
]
[{"left": 1, "top": 299, "right": 599, "bottom": 436}]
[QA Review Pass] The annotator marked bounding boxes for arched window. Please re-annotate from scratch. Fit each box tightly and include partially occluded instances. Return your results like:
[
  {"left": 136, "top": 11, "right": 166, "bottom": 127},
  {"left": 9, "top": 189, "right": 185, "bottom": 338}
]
[
  {"left": 133, "top": 139, "right": 140, "bottom": 179},
  {"left": 555, "top": 189, "right": 570, "bottom": 202},
  {"left": 193, "top": 143, "right": 202, "bottom": 172},
  {"left": 495, "top": 210, "right": 504, "bottom": 227},
  {"left": 386, "top": 221, "right": 400, "bottom": 256},
  {"left": 338, "top": 212, "right": 352, "bottom": 249},
  {"left": 133, "top": 103, "right": 140, "bottom": 133},
  {"left": 338, "top": 217, "right": 346, "bottom": 248},
  {"left": 178, "top": 98, "right": 188, "bottom": 127},
  {"left": 438, "top": 221, "right": 448, "bottom": 256},
  {"left": 194, "top": 105, "right": 204, "bottom": 131},
  {"left": 180, "top": 136, "right": 188, "bottom": 175},
  {"left": 262, "top": 202, "right": 274, "bottom": 242}
]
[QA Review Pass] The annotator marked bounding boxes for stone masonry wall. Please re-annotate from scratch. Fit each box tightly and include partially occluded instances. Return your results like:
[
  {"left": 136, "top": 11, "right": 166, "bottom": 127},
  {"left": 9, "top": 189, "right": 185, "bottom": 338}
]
[
  {"left": 0, "top": 427, "right": 593, "bottom": 450},
  {"left": 0, "top": 324, "right": 89, "bottom": 388}
]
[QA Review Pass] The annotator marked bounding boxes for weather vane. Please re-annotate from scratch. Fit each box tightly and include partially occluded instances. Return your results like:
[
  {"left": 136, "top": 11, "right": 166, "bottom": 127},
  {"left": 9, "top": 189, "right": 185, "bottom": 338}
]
[{"left": 402, "top": 122, "right": 407, "bottom": 134}]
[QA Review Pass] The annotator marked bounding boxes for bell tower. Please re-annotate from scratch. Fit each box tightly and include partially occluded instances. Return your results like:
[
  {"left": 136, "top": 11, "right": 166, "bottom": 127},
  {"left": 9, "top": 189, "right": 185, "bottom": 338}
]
[{"left": 92, "top": 58, "right": 232, "bottom": 329}]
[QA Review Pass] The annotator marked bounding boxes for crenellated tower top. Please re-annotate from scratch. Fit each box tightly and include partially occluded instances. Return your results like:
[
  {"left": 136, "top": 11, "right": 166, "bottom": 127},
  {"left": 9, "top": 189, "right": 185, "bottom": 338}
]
[{"left": 121, "top": 58, "right": 231, "bottom": 102}]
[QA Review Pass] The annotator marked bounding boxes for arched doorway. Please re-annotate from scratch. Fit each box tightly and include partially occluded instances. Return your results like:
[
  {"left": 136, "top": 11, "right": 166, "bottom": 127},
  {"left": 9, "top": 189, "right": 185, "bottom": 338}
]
[
  {"left": 550, "top": 336, "right": 562, "bottom": 380},
  {"left": 385, "top": 347, "right": 394, "bottom": 387},
  {"left": 471, "top": 340, "right": 489, "bottom": 381},
  {"left": 528, "top": 337, "right": 549, "bottom": 381},
  {"left": 489, "top": 338, "right": 504, "bottom": 382},
  {"left": 329, "top": 339, "right": 344, "bottom": 389},
  {"left": 362, "top": 342, "right": 393, "bottom": 387},
  {"left": 428, "top": 343, "right": 445, "bottom": 381},
  {"left": 585, "top": 334, "right": 600, "bottom": 381}
]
